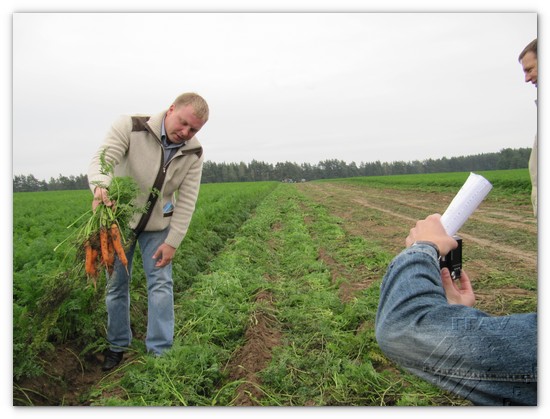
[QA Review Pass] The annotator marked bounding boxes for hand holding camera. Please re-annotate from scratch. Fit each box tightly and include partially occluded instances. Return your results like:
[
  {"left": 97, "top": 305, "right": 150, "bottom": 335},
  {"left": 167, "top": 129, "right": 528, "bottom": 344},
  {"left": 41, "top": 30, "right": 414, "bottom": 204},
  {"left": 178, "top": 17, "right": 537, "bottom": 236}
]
[
  {"left": 406, "top": 173, "right": 493, "bottom": 281},
  {"left": 405, "top": 214, "right": 463, "bottom": 279}
]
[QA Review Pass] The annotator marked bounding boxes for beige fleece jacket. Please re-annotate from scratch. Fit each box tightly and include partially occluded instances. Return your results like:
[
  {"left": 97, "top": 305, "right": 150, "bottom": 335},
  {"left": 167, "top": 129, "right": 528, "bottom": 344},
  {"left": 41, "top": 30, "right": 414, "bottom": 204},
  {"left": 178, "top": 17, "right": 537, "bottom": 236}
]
[{"left": 88, "top": 110, "right": 204, "bottom": 249}]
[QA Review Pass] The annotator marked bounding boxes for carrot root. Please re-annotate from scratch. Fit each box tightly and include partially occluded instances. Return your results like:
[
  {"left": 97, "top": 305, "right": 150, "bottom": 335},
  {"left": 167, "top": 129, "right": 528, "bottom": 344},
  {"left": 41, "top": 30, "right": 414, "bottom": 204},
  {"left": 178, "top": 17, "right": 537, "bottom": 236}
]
[{"left": 110, "top": 223, "right": 129, "bottom": 274}]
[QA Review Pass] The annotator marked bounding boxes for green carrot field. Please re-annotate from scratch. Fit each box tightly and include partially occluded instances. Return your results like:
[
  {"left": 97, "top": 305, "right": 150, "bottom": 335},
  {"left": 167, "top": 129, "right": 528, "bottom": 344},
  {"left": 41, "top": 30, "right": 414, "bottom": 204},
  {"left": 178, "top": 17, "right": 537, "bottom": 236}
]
[{"left": 13, "top": 170, "right": 537, "bottom": 406}]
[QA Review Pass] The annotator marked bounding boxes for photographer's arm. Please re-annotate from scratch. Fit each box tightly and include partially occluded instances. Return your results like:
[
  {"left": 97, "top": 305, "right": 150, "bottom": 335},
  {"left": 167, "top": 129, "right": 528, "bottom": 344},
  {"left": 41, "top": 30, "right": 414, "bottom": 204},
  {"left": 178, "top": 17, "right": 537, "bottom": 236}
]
[{"left": 375, "top": 216, "right": 537, "bottom": 405}]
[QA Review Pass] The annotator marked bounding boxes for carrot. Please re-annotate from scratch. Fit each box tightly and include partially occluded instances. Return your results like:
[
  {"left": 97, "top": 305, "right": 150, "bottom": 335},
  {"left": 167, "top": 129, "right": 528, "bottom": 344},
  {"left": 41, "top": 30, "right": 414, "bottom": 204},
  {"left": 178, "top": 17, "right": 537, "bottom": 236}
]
[
  {"left": 90, "top": 247, "right": 99, "bottom": 289},
  {"left": 99, "top": 227, "right": 110, "bottom": 269},
  {"left": 91, "top": 247, "right": 99, "bottom": 275},
  {"left": 107, "top": 236, "right": 115, "bottom": 275},
  {"left": 110, "top": 223, "right": 129, "bottom": 273},
  {"left": 84, "top": 239, "right": 100, "bottom": 289},
  {"left": 84, "top": 240, "right": 95, "bottom": 275}
]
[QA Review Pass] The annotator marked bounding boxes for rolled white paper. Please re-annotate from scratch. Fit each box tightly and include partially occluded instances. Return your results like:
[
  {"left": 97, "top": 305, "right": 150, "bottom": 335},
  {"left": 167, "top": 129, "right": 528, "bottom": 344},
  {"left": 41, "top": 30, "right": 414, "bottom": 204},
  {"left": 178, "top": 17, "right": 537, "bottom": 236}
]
[{"left": 440, "top": 172, "right": 493, "bottom": 236}]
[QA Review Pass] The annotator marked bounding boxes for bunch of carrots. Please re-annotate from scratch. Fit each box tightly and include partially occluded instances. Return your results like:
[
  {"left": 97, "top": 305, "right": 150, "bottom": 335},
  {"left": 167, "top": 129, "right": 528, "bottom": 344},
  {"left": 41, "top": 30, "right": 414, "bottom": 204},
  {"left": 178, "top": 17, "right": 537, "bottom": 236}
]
[
  {"left": 56, "top": 149, "right": 147, "bottom": 289},
  {"left": 83, "top": 210, "right": 129, "bottom": 284},
  {"left": 80, "top": 187, "right": 143, "bottom": 289}
]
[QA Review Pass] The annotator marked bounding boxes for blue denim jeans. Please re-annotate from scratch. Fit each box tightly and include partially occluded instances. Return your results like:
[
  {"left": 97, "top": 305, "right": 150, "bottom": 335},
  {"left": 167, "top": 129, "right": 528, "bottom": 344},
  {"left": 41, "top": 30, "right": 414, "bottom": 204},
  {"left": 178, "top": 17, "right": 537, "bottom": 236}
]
[
  {"left": 105, "top": 228, "right": 174, "bottom": 355},
  {"left": 375, "top": 245, "right": 537, "bottom": 406}
]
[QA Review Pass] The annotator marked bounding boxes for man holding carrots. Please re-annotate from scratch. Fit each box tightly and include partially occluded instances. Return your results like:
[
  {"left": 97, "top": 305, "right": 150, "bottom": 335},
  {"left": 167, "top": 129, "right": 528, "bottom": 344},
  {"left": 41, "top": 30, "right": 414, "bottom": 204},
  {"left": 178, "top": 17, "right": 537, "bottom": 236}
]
[{"left": 88, "top": 92, "right": 209, "bottom": 371}]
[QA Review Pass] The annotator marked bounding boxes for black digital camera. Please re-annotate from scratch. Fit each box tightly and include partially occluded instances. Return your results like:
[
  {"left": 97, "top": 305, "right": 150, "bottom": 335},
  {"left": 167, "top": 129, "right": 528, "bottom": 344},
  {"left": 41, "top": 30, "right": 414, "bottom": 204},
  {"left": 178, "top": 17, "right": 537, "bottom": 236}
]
[{"left": 440, "top": 236, "right": 462, "bottom": 280}]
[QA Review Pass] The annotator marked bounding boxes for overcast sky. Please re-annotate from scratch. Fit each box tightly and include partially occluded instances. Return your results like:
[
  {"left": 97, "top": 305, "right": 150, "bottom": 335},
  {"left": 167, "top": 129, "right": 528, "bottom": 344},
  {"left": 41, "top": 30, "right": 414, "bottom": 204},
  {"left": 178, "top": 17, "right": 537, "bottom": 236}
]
[{"left": 12, "top": 12, "right": 537, "bottom": 180}]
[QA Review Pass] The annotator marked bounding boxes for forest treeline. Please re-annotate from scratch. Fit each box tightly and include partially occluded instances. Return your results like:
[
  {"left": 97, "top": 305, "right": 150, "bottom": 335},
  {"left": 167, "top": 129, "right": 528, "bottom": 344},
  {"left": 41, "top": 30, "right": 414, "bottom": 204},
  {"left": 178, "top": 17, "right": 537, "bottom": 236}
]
[{"left": 13, "top": 147, "right": 531, "bottom": 192}]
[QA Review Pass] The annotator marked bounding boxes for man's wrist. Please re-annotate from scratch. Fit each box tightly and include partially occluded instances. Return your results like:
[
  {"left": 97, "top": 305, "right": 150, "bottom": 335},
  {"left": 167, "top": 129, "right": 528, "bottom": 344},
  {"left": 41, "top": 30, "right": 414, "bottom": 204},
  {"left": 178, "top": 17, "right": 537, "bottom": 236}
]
[{"left": 411, "top": 240, "right": 441, "bottom": 258}]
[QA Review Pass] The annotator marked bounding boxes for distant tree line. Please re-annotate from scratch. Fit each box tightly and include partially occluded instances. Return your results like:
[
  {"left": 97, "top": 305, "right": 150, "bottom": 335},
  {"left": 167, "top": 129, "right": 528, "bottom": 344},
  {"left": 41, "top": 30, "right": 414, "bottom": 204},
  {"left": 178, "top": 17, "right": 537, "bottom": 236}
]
[
  {"left": 13, "top": 173, "right": 89, "bottom": 193},
  {"left": 13, "top": 147, "right": 531, "bottom": 192},
  {"left": 201, "top": 147, "right": 531, "bottom": 183}
]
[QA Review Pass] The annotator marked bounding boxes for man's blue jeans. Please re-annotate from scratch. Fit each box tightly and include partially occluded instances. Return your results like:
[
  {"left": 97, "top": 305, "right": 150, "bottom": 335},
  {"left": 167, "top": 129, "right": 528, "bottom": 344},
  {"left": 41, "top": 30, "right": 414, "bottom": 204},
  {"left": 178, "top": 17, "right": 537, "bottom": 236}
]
[
  {"left": 105, "top": 228, "right": 174, "bottom": 355},
  {"left": 375, "top": 245, "right": 537, "bottom": 405}
]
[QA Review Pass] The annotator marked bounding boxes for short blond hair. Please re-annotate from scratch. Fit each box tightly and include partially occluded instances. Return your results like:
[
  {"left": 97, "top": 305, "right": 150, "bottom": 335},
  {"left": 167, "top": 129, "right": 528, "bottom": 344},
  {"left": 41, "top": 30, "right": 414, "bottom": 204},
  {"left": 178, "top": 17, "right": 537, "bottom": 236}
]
[
  {"left": 519, "top": 39, "right": 537, "bottom": 62},
  {"left": 173, "top": 92, "right": 209, "bottom": 121}
]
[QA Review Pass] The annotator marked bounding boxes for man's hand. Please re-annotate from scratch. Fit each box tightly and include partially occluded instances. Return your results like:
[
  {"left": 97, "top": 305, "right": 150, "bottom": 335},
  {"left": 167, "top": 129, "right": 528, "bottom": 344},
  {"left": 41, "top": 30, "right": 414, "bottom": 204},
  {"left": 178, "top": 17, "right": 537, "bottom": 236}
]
[
  {"left": 153, "top": 243, "right": 176, "bottom": 268},
  {"left": 441, "top": 268, "right": 476, "bottom": 307},
  {"left": 93, "top": 187, "right": 114, "bottom": 211},
  {"left": 405, "top": 213, "right": 458, "bottom": 256}
]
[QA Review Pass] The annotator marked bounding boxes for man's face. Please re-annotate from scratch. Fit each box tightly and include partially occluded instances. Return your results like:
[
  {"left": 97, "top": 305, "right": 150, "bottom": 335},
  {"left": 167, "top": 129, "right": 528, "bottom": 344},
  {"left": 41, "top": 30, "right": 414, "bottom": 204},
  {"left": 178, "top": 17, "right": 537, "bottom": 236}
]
[
  {"left": 521, "top": 51, "right": 538, "bottom": 87},
  {"left": 164, "top": 104, "right": 206, "bottom": 144}
]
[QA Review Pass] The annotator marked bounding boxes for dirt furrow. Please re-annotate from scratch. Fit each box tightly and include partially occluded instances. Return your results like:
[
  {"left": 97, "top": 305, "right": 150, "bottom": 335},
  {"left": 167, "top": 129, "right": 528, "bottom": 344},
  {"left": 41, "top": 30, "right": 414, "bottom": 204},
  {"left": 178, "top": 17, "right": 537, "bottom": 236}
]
[{"left": 225, "top": 290, "right": 281, "bottom": 406}]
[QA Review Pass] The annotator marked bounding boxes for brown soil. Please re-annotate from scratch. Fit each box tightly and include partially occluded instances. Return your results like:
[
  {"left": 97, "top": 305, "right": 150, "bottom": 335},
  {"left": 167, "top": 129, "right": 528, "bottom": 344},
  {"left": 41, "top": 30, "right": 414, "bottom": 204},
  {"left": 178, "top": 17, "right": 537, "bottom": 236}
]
[
  {"left": 224, "top": 290, "right": 282, "bottom": 405},
  {"left": 14, "top": 344, "right": 105, "bottom": 406}
]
